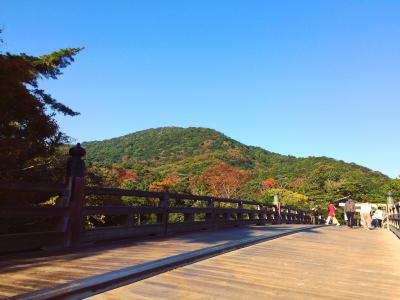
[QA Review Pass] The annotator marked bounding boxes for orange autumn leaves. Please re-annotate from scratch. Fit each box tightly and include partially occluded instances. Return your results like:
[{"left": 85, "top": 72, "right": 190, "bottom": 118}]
[
  {"left": 147, "top": 164, "right": 306, "bottom": 201},
  {"left": 111, "top": 166, "right": 139, "bottom": 185},
  {"left": 149, "top": 176, "right": 179, "bottom": 192},
  {"left": 262, "top": 177, "right": 305, "bottom": 190},
  {"left": 262, "top": 178, "right": 277, "bottom": 189},
  {"left": 148, "top": 163, "right": 250, "bottom": 198},
  {"left": 198, "top": 163, "right": 250, "bottom": 199},
  {"left": 119, "top": 161, "right": 307, "bottom": 203}
]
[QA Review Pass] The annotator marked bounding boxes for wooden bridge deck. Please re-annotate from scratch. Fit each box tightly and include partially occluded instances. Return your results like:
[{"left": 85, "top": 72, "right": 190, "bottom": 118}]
[
  {"left": 0, "top": 224, "right": 309, "bottom": 299},
  {"left": 90, "top": 226, "right": 400, "bottom": 300},
  {"left": 0, "top": 225, "right": 399, "bottom": 299}
]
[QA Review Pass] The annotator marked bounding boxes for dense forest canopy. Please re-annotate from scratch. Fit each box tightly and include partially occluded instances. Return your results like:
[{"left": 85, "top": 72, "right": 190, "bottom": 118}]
[{"left": 82, "top": 127, "right": 394, "bottom": 209}]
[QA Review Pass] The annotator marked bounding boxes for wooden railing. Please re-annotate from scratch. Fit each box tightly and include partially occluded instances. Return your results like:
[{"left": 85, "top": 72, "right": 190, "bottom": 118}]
[
  {"left": 0, "top": 181, "right": 70, "bottom": 253},
  {"left": 0, "top": 178, "right": 315, "bottom": 253},
  {"left": 388, "top": 202, "right": 400, "bottom": 238}
]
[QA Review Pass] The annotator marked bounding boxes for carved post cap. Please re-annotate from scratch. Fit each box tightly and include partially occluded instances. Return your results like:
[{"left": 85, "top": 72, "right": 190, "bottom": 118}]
[
  {"left": 66, "top": 143, "right": 86, "bottom": 178},
  {"left": 69, "top": 143, "right": 86, "bottom": 158}
]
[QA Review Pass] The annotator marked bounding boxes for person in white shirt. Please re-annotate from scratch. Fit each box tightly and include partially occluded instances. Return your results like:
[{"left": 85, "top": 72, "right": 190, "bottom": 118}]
[
  {"left": 360, "top": 200, "right": 372, "bottom": 230},
  {"left": 372, "top": 207, "right": 384, "bottom": 228}
]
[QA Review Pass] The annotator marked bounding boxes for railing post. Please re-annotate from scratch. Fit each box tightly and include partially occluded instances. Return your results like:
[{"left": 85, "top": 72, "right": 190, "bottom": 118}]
[
  {"left": 289, "top": 209, "right": 293, "bottom": 223},
  {"left": 68, "top": 177, "right": 85, "bottom": 247},
  {"left": 223, "top": 211, "right": 230, "bottom": 222},
  {"left": 56, "top": 180, "right": 72, "bottom": 233},
  {"left": 287, "top": 208, "right": 292, "bottom": 224},
  {"left": 266, "top": 206, "right": 273, "bottom": 224},
  {"left": 65, "top": 143, "right": 86, "bottom": 248},
  {"left": 158, "top": 193, "right": 169, "bottom": 235},
  {"left": 126, "top": 214, "right": 134, "bottom": 227},
  {"left": 294, "top": 210, "right": 299, "bottom": 224},
  {"left": 248, "top": 211, "right": 256, "bottom": 224},
  {"left": 206, "top": 199, "right": 215, "bottom": 230},
  {"left": 274, "top": 204, "right": 281, "bottom": 224},
  {"left": 282, "top": 208, "right": 288, "bottom": 224},
  {"left": 237, "top": 201, "right": 243, "bottom": 226},
  {"left": 257, "top": 204, "right": 267, "bottom": 225},
  {"left": 184, "top": 208, "right": 195, "bottom": 223},
  {"left": 388, "top": 203, "right": 399, "bottom": 233},
  {"left": 249, "top": 203, "right": 257, "bottom": 224}
]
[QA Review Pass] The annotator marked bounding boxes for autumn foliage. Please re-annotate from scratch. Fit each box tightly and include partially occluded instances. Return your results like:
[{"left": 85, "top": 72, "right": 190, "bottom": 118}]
[
  {"left": 111, "top": 166, "right": 139, "bottom": 185},
  {"left": 292, "top": 178, "right": 305, "bottom": 187},
  {"left": 149, "top": 176, "right": 179, "bottom": 192},
  {"left": 198, "top": 163, "right": 250, "bottom": 198},
  {"left": 262, "top": 178, "right": 277, "bottom": 189}
]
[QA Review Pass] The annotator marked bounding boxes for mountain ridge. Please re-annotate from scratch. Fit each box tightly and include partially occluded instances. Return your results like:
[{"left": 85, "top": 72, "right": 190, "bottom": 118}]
[
  {"left": 82, "top": 126, "right": 389, "bottom": 204},
  {"left": 83, "top": 126, "right": 385, "bottom": 174}
]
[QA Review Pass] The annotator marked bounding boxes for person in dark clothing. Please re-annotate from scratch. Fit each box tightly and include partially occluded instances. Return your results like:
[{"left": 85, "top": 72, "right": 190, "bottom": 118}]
[
  {"left": 344, "top": 198, "right": 356, "bottom": 228},
  {"left": 312, "top": 207, "right": 320, "bottom": 225}
]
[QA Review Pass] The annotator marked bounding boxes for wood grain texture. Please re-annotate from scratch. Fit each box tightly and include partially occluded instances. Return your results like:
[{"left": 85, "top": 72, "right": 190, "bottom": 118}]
[
  {"left": 0, "top": 225, "right": 307, "bottom": 299},
  {"left": 89, "top": 227, "right": 400, "bottom": 300}
]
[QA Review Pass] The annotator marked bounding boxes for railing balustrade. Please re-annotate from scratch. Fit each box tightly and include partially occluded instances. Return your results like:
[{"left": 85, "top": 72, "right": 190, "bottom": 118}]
[
  {"left": 0, "top": 178, "right": 314, "bottom": 253},
  {"left": 0, "top": 144, "right": 320, "bottom": 253},
  {"left": 388, "top": 202, "right": 400, "bottom": 238}
]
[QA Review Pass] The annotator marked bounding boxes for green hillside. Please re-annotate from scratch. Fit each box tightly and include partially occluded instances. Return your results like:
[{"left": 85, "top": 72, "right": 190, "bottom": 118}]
[{"left": 82, "top": 127, "right": 390, "bottom": 207}]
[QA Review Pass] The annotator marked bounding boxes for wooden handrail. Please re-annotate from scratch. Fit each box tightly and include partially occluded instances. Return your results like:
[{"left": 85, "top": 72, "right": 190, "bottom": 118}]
[
  {"left": 84, "top": 186, "right": 263, "bottom": 206},
  {"left": 0, "top": 181, "right": 317, "bottom": 252}
]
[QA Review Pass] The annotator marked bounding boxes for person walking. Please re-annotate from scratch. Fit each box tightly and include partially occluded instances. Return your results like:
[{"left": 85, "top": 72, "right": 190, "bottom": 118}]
[
  {"left": 273, "top": 192, "right": 281, "bottom": 224},
  {"left": 344, "top": 198, "right": 356, "bottom": 228},
  {"left": 313, "top": 207, "right": 320, "bottom": 225},
  {"left": 325, "top": 201, "right": 340, "bottom": 226},
  {"left": 372, "top": 207, "right": 384, "bottom": 228},
  {"left": 360, "top": 200, "right": 372, "bottom": 230}
]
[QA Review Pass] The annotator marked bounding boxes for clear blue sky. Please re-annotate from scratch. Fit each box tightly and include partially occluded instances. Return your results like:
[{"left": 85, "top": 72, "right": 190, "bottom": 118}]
[{"left": 2, "top": 1, "right": 400, "bottom": 178}]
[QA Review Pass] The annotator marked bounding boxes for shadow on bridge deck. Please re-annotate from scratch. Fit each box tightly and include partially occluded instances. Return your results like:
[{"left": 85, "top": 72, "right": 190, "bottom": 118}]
[{"left": 0, "top": 224, "right": 317, "bottom": 298}]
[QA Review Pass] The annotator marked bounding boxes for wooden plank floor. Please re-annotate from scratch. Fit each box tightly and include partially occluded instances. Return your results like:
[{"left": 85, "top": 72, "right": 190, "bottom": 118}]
[
  {"left": 89, "top": 227, "right": 400, "bottom": 300},
  {"left": 0, "top": 224, "right": 308, "bottom": 298}
]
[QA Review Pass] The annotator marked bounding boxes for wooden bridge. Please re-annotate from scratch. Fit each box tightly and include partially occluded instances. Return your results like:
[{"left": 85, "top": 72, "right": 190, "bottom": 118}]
[
  {"left": 1, "top": 178, "right": 399, "bottom": 299},
  {"left": 0, "top": 223, "right": 399, "bottom": 299},
  {"left": 0, "top": 149, "right": 399, "bottom": 299}
]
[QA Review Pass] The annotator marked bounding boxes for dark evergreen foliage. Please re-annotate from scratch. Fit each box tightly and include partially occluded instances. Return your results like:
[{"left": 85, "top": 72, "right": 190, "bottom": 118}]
[{"left": 0, "top": 42, "right": 82, "bottom": 180}]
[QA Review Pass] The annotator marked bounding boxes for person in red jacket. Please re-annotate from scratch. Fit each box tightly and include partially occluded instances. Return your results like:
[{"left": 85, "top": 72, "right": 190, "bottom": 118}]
[{"left": 325, "top": 201, "right": 340, "bottom": 226}]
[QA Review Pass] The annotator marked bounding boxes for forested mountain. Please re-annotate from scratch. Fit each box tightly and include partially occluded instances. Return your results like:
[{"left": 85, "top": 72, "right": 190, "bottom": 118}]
[{"left": 82, "top": 127, "right": 390, "bottom": 208}]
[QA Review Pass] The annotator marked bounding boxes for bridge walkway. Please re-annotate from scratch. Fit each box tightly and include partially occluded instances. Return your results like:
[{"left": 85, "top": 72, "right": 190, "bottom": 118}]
[
  {"left": 90, "top": 226, "right": 400, "bottom": 300},
  {"left": 0, "top": 224, "right": 310, "bottom": 299}
]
